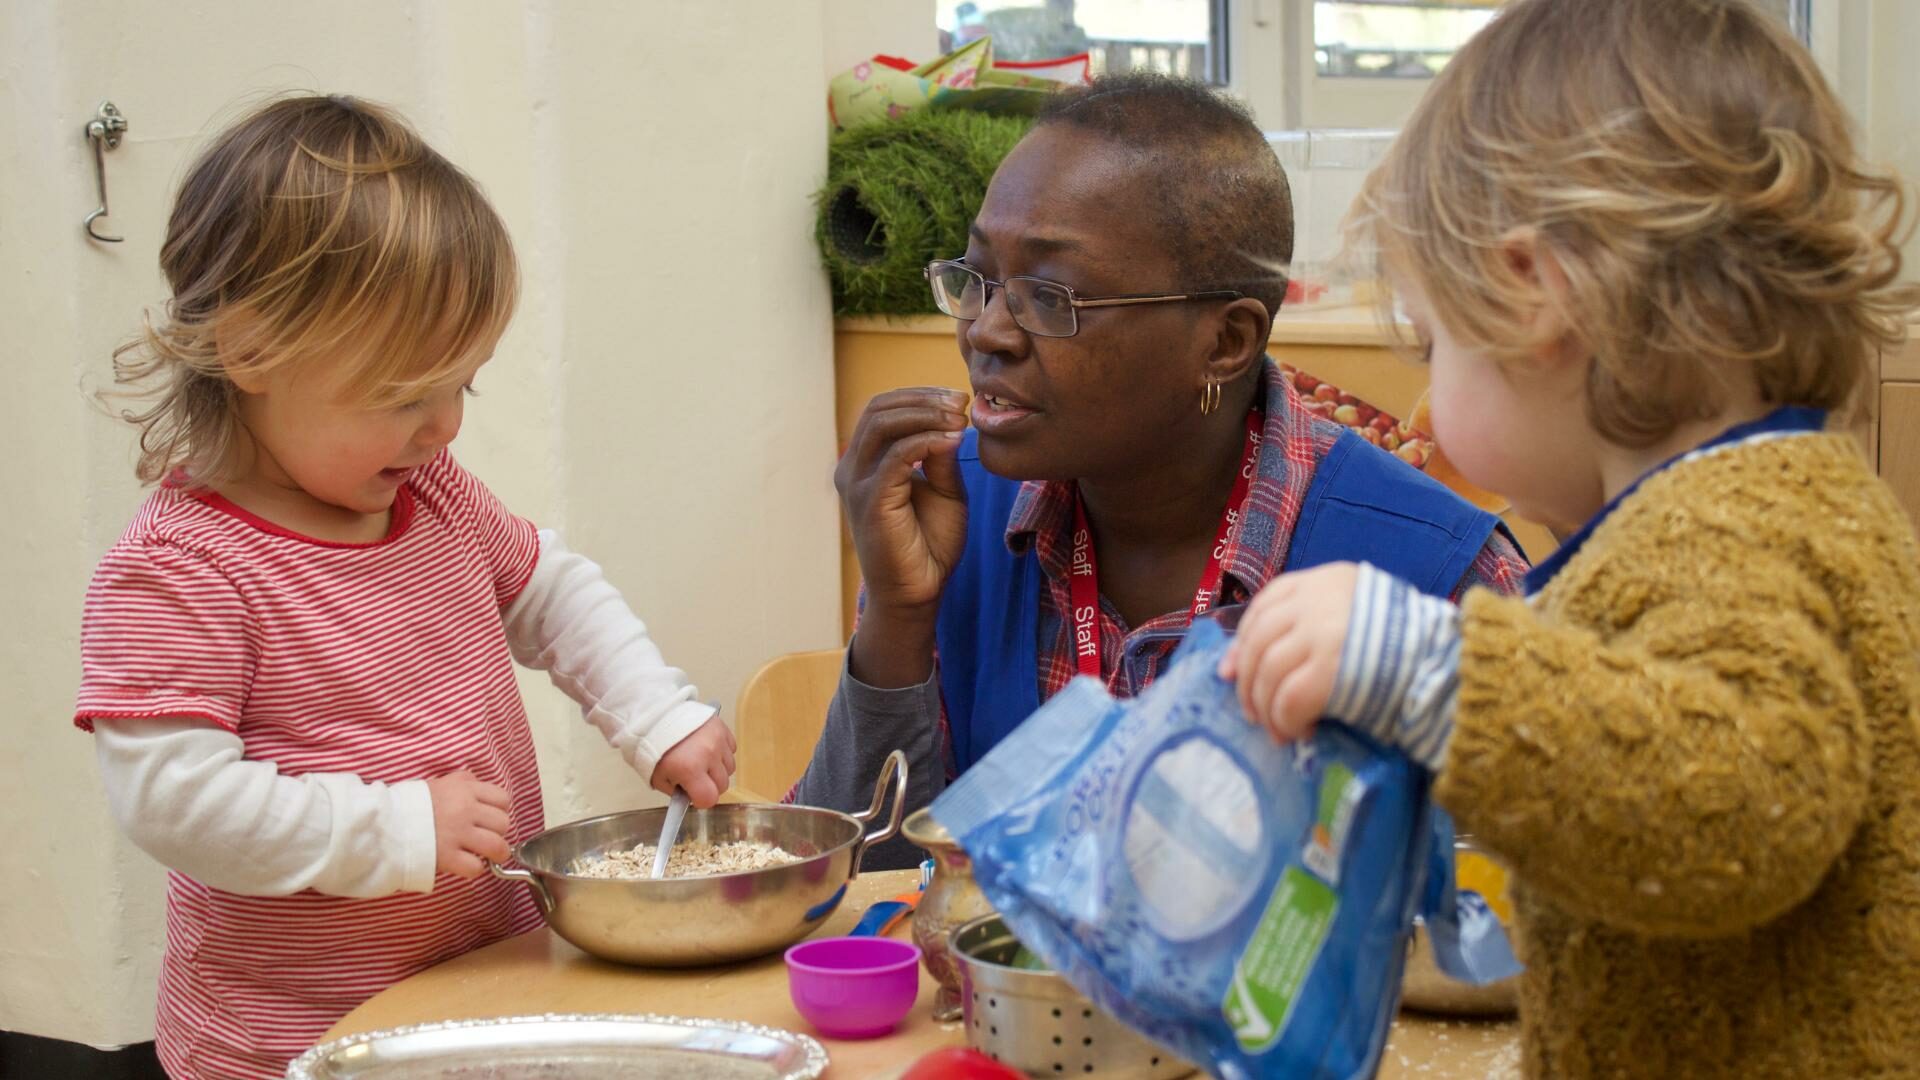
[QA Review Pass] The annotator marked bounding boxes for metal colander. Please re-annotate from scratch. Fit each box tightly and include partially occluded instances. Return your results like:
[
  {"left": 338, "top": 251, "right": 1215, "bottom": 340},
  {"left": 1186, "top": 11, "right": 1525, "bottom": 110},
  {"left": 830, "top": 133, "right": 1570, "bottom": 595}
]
[{"left": 951, "top": 915, "right": 1195, "bottom": 1079}]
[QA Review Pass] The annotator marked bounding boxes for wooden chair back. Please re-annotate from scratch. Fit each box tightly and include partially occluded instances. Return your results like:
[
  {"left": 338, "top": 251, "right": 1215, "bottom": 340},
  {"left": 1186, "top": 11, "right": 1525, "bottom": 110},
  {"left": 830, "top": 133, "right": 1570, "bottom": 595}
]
[{"left": 734, "top": 648, "right": 844, "bottom": 800}]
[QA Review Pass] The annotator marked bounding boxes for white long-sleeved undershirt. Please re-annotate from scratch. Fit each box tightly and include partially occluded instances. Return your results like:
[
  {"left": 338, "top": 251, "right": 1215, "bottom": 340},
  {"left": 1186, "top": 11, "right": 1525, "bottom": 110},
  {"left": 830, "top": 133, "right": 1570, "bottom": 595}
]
[{"left": 92, "top": 529, "right": 715, "bottom": 898}]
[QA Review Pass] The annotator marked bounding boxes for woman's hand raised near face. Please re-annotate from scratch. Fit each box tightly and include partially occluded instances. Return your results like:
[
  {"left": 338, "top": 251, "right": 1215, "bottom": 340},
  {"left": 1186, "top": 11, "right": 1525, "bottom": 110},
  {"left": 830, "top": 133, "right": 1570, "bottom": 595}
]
[
  {"left": 836, "top": 388, "right": 971, "bottom": 619},
  {"left": 836, "top": 388, "right": 970, "bottom": 689}
]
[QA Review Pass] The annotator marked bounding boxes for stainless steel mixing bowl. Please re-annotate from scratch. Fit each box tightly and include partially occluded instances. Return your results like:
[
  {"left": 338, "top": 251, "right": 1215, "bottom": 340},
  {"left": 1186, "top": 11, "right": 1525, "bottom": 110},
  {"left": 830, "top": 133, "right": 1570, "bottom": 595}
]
[{"left": 489, "top": 751, "right": 906, "bottom": 967}]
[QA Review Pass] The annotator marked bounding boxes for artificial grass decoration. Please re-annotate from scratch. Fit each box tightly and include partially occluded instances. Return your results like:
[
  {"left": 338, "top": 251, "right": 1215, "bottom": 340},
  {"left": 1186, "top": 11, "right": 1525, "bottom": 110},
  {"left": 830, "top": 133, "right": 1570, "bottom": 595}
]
[{"left": 816, "top": 109, "right": 1032, "bottom": 316}]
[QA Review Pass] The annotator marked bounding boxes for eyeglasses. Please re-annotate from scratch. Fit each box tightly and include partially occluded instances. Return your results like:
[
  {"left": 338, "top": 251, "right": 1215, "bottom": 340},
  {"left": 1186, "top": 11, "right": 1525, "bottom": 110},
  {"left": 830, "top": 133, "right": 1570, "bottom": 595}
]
[{"left": 924, "top": 259, "right": 1245, "bottom": 339}]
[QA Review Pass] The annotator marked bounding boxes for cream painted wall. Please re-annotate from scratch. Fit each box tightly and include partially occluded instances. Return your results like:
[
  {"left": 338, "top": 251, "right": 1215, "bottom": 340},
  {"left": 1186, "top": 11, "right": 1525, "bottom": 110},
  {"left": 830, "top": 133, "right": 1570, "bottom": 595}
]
[
  {"left": 1, "top": 0, "right": 924, "bottom": 1050},
  {"left": 823, "top": 0, "right": 937, "bottom": 81}
]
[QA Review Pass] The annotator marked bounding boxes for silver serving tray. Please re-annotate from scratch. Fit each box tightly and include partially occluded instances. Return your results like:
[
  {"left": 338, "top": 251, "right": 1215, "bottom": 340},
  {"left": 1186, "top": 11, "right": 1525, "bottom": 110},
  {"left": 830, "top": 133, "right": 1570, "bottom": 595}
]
[{"left": 286, "top": 1013, "right": 829, "bottom": 1080}]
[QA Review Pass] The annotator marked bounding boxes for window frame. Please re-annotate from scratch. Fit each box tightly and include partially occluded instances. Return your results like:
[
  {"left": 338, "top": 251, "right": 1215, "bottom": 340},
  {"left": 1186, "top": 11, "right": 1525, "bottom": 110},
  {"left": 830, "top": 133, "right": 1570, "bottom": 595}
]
[
  {"left": 1226, "top": 0, "right": 1825, "bottom": 131},
  {"left": 924, "top": 0, "right": 1827, "bottom": 134}
]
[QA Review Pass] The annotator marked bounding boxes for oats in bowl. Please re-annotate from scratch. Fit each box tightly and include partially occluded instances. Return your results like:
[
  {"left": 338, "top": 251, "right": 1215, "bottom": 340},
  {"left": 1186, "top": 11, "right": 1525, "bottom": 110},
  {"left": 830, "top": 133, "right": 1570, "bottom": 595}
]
[{"left": 571, "top": 840, "right": 803, "bottom": 879}]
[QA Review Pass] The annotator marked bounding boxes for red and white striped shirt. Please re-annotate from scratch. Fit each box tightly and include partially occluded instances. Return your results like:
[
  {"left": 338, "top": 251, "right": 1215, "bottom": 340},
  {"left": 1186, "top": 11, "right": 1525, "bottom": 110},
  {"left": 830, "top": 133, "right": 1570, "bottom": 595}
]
[{"left": 76, "top": 451, "right": 547, "bottom": 1079}]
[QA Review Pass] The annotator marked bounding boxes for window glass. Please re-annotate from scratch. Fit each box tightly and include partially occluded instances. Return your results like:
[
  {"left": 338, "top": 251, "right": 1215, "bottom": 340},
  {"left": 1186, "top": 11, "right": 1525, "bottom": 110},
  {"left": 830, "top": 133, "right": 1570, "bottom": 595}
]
[
  {"left": 937, "top": 0, "right": 1220, "bottom": 81},
  {"left": 1313, "top": 1, "right": 1500, "bottom": 79},
  {"left": 1313, "top": 0, "right": 1802, "bottom": 82}
]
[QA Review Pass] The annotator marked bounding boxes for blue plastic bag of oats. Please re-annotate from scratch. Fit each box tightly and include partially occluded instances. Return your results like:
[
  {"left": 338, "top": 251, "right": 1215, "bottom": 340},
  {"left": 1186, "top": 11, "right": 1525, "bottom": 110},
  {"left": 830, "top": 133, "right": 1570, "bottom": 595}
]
[{"left": 932, "top": 619, "right": 1517, "bottom": 1080}]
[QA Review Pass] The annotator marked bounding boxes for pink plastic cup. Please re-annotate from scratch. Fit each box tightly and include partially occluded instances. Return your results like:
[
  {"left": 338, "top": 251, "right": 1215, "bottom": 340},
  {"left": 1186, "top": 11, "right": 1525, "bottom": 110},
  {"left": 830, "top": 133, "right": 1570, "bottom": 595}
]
[{"left": 784, "top": 936, "right": 922, "bottom": 1039}]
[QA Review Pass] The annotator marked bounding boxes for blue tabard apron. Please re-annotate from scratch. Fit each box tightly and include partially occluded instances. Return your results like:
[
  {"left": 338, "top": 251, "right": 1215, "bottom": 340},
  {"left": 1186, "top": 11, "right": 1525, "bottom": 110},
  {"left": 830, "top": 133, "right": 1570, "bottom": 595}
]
[{"left": 935, "top": 427, "right": 1511, "bottom": 773}]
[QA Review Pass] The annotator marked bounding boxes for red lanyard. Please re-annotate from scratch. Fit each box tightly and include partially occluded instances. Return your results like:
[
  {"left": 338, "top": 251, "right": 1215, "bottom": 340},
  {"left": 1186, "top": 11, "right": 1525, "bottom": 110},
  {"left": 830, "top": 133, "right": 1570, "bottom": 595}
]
[{"left": 1069, "top": 408, "right": 1264, "bottom": 682}]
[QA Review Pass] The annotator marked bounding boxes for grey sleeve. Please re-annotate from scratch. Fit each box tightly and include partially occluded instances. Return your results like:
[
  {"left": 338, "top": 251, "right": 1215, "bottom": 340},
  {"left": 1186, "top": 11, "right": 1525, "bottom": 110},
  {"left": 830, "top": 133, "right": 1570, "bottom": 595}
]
[{"left": 791, "top": 650, "right": 945, "bottom": 871}]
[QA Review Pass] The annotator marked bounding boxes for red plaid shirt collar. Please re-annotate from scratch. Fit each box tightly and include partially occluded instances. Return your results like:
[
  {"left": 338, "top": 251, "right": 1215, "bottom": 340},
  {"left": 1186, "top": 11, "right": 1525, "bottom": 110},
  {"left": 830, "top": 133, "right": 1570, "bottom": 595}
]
[
  {"left": 996, "top": 360, "right": 1369, "bottom": 703},
  {"left": 1005, "top": 360, "right": 1331, "bottom": 623}
]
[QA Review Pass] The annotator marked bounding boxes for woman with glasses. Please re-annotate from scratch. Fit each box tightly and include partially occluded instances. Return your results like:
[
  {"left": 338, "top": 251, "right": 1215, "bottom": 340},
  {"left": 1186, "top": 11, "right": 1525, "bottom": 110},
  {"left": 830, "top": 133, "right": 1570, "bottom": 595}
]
[{"left": 793, "top": 74, "right": 1529, "bottom": 867}]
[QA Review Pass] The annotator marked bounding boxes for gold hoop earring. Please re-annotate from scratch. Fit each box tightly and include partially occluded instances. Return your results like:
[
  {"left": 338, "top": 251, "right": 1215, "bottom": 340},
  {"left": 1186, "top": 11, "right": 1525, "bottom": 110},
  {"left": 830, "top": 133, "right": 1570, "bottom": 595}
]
[{"left": 1200, "top": 377, "right": 1222, "bottom": 416}]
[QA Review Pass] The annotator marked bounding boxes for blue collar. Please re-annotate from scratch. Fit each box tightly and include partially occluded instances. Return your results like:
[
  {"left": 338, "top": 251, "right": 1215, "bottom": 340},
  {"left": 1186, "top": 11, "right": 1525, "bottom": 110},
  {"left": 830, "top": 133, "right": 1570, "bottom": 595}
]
[{"left": 1523, "top": 406, "right": 1828, "bottom": 596}]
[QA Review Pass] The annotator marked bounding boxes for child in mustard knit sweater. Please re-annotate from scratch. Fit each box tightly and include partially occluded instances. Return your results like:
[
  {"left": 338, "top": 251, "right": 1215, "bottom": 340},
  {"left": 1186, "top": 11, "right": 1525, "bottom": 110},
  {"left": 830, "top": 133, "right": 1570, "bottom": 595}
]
[{"left": 1224, "top": 0, "right": 1920, "bottom": 1076}]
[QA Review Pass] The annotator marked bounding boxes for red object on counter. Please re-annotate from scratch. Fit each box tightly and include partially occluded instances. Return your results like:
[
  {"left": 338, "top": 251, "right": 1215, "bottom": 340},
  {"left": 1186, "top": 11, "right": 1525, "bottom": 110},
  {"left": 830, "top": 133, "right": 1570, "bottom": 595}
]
[{"left": 900, "top": 1047, "right": 1027, "bottom": 1080}]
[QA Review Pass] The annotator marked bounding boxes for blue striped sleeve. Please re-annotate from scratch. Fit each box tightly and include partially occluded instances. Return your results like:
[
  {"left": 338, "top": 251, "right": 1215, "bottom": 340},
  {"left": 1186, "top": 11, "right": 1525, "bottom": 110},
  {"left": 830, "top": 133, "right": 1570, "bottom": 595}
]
[{"left": 1324, "top": 563, "right": 1462, "bottom": 770}]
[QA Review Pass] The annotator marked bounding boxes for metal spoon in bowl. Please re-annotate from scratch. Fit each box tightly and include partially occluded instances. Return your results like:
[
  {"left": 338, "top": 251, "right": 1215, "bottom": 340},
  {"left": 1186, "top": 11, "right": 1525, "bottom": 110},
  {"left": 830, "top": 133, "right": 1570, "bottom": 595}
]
[{"left": 651, "top": 787, "right": 691, "bottom": 880}]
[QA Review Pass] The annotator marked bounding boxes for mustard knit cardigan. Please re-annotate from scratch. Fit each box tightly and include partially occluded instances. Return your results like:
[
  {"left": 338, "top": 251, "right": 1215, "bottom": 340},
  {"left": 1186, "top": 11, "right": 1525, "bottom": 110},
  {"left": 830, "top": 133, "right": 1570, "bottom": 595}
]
[{"left": 1441, "top": 433, "right": 1920, "bottom": 1079}]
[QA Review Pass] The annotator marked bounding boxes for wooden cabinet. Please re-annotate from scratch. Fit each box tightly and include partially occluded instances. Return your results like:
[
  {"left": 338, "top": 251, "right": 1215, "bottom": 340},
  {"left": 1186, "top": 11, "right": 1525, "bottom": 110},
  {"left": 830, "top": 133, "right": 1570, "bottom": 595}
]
[{"left": 1879, "top": 334, "right": 1920, "bottom": 526}]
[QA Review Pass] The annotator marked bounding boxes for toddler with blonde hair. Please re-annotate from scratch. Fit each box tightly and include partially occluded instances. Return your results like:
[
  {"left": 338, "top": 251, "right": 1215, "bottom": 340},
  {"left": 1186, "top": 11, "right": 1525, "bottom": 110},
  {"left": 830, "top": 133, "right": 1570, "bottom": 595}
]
[
  {"left": 1225, "top": 1, "right": 1920, "bottom": 1075},
  {"left": 77, "top": 94, "right": 735, "bottom": 1078}
]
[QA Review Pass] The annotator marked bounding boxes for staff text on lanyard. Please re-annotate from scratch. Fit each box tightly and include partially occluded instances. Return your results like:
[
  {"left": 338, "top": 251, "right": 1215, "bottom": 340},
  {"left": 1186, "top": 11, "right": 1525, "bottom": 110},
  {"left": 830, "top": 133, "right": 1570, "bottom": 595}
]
[{"left": 1069, "top": 408, "right": 1264, "bottom": 682}]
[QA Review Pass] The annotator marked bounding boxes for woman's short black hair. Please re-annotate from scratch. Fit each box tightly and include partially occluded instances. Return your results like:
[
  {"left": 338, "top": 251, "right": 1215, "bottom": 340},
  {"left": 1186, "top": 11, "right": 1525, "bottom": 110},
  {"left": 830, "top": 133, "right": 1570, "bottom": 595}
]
[{"left": 1036, "top": 73, "right": 1295, "bottom": 318}]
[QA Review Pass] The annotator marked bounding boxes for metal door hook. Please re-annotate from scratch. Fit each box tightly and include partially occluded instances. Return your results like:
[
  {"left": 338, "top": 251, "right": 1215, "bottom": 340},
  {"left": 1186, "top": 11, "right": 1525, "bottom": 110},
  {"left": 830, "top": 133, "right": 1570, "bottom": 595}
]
[{"left": 84, "top": 101, "right": 128, "bottom": 243}]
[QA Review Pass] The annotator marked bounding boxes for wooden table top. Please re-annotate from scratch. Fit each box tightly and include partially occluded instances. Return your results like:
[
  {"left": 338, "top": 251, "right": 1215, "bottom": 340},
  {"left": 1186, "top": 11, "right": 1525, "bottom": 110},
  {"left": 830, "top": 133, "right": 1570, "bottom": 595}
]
[{"left": 321, "top": 869, "right": 1519, "bottom": 1079}]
